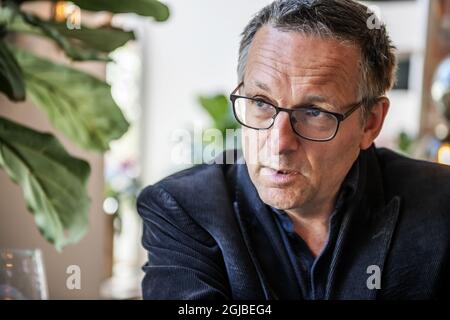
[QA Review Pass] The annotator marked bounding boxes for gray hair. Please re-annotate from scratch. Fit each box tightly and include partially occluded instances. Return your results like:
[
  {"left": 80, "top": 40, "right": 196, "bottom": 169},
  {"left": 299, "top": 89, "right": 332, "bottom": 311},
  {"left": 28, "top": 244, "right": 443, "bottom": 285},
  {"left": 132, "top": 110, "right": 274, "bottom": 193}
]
[{"left": 237, "top": 0, "right": 397, "bottom": 117}]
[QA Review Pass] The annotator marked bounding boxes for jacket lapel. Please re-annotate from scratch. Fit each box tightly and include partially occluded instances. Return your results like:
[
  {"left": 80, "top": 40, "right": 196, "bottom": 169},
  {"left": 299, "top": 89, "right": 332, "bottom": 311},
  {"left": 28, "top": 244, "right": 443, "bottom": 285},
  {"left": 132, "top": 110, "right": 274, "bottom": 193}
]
[
  {"left": 231, "top": 162, "right": 303, "bottom": 299},
  {"left": 326, "top": 146, "right": 401, "bottom": 299},
  {"left": 230, "top": 145, "right": 401, "bottom": 300}
]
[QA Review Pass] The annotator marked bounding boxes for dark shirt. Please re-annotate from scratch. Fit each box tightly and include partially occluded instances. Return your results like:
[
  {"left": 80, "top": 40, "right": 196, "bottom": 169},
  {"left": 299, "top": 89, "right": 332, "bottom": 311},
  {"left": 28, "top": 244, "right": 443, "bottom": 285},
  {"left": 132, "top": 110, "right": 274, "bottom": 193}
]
[{"left": 270, "top": 158, "right": 360, "bottom": 300}]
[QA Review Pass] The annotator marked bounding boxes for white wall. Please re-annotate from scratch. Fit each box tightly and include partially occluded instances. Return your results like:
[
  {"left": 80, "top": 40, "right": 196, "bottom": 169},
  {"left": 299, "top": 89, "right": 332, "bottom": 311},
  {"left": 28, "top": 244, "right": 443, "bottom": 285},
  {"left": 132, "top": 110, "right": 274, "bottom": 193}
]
[{"left": 362, "top": 0, "right": 429, "bottom": 147}]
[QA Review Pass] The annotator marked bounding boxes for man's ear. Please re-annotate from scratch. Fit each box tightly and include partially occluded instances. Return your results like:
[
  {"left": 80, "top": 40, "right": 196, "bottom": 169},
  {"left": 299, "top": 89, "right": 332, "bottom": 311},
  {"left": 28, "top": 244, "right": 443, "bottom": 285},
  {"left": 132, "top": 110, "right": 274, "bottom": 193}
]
[{"left": 359, "top": 97, "right": 390, "bottom": 150}]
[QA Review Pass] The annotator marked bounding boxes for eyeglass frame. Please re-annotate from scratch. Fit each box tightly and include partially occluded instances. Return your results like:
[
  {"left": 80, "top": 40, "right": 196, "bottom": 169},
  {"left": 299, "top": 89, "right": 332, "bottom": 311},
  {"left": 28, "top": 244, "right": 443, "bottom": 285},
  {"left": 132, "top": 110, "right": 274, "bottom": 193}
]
[{"left": 229, "top": 82, "right": 377, "bottom": 142}]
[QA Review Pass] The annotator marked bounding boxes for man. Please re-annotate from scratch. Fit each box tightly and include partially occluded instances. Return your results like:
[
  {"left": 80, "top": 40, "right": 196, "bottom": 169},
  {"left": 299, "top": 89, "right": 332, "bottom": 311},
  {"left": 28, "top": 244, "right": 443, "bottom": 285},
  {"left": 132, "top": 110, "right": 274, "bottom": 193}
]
[{"left": 137, "top": 0, "right": 450, "bottom": 299}]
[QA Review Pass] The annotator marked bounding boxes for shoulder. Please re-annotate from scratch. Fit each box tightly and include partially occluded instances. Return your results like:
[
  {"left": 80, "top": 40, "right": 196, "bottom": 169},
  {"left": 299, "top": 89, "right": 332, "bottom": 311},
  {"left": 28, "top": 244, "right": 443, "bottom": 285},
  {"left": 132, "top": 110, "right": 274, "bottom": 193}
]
[
  {"left": 375, "top": 147, "right": 450, "bottom": 190},
  {"left": 139, "top": 149, "right": 242, "bottom": 208},
  {"left": 136, "top": 164, "right": 228, "bottom": 246},
  {"left": 374, "top": 146, "right": 450, "bottom": 219},
  {"left": 138, "top": 163, "right": 231, "bottom": 205},
  {"left": 137, "top": 154, "right": 241, "bottom": 240}
]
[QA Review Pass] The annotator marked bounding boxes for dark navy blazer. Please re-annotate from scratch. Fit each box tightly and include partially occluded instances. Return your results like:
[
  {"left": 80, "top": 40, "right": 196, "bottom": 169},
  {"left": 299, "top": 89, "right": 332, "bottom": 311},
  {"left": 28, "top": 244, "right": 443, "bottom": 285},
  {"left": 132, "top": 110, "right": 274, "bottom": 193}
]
[{"left": 137, "top": 145, "right": 450, "bottom": 299}]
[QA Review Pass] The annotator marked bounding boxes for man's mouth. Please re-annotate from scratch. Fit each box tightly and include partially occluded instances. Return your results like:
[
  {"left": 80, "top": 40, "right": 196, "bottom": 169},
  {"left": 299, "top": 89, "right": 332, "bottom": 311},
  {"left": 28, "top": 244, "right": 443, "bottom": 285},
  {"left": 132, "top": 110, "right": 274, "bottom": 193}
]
[
  {"left": 262, "top": 165, "right": 300, "bottom": 174},
  {"left": 274, "top": 169, "right": 298, "bottom": 175},
  {"left": 260, "top": 166, "right": 300, "bottom": 185}
]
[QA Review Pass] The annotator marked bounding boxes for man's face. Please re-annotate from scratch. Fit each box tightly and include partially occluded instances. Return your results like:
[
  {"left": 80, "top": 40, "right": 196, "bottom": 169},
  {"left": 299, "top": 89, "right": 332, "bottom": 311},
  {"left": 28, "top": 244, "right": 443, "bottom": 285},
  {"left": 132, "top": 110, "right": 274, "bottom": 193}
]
[{"left": 241, "top": 25, "right": 367, "bottom": 213}]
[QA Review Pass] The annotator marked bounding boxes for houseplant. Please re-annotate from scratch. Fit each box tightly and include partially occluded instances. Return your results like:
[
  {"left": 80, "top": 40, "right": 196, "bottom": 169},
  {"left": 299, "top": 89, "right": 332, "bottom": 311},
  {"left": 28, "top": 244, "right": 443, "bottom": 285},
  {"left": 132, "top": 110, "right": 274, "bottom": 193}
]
[{"left": 0, "top": 0, "right": 169, "bottom": 251}]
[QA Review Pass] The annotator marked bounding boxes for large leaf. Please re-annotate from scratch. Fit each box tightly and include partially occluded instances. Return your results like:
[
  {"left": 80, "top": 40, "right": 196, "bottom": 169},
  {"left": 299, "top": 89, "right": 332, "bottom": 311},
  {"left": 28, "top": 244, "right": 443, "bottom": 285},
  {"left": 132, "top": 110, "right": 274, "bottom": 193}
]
[
  {"left": 13, "top": 47, "right": 130, "bottom": 152},
  {"left": 20, "top": 11, "right": 111, "bottom": 61},
  {"left": 0, "top": 5, "right": 42, "bottom": 38},
  {"left": 21, "top": 0, "right": 170, "bottom": 22},
  {"left": 0, "top": 5, "right": 12, "bottom": 31},
  {"left": 0, "top": 40, "right": 25, "bottom": 101},
  {"left": 56, "top": 0, "right": 170, "bottom": 22},
  {"left": 0, "top": 116, "right": 90, "bottom": 250},
  {"left": 50, "top": 23, "right": 135, "bottom": 53},
  {"left": 1, "top": 4, "right": 107, "bottom": 61},
  {"left": 2, "top": 4, "right": 133, "bottom": 61}
]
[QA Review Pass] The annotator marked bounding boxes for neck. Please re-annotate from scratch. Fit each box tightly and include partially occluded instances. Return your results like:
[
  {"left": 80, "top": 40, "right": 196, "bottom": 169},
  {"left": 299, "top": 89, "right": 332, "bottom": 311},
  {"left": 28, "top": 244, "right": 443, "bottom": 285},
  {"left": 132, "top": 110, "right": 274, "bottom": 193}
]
[{"left": 284, "top": 194, "right": 338, "bottom": 257}]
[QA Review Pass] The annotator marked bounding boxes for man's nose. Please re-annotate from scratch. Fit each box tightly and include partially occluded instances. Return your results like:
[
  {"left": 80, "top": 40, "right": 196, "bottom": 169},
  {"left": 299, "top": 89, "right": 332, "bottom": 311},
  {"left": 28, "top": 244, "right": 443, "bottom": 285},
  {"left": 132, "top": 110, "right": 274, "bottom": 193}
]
[{"left": 268, "top": 111, "right": 299, "bottom": 155}]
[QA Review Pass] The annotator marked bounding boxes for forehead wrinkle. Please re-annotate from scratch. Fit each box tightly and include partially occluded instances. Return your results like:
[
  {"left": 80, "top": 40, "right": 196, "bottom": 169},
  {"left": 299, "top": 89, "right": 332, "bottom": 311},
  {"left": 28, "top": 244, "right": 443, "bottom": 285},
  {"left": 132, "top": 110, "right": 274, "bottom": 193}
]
[
  {"left": 244, "top": 69, "right": 348, "bottom": 107},
  {"left": 252, "top": 26, "right": 360, "bottom": 72},
  {"left": 290, "top": 72, "right": 350, "bottom": 92},
  {"left": 251, "top": 58, "right": 286, "bottom": 78},
  {"left": 251, "top": 34, "right": 358, "bottom": 84},
  {"left": 245, "top": 66, "right": 285, "bottom": 90},
  {"left": 251, "top": 49, "right": 354, "bottom": 88},
  {"left": 249, "top": 51, "right": 292, "bottom": 81},
  {"left": 246, "top": 66, "right": 351, "bottom": 106},
  {"left": 289, "top": 76, "right": 349, "bottom": 108},
  {"left": 288, "top": 58, "right": 354, "bottom": 84}
]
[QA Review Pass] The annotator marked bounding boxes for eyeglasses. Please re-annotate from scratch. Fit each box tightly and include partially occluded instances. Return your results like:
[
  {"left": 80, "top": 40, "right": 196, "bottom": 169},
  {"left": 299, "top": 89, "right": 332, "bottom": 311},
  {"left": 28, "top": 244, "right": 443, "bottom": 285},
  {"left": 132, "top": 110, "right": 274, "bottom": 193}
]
[{"left": 230, "top": 82, "right": 367, "bottom": 142}]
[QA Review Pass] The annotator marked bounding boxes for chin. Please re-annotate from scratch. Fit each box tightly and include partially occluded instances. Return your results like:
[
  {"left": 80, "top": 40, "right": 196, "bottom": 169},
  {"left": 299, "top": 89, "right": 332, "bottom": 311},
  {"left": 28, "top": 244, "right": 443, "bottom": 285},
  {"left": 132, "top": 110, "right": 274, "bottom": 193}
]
[{"left": 258, "top": 186, "right": 306, "bottom": 210}]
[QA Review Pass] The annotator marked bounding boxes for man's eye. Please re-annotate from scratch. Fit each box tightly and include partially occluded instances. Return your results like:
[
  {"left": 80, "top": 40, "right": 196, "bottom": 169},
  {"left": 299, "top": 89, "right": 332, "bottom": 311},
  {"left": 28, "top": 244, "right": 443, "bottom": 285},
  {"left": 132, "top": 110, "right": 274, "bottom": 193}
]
[
  {"left": 255, "top": 100, "right": 267, "bottom": 107},
  {"left": 252, "top": 99, "right": 269, "bottom": 108},
  {"left": 305, "top": 108, "right": 322, "bottom": 117}
]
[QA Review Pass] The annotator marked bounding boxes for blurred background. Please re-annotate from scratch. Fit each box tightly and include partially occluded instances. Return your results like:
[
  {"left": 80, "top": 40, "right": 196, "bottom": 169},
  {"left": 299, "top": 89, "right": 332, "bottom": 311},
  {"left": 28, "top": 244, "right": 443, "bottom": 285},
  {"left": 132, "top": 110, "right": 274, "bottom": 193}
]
[{"left": 1, "top": 0, "right": 449, "bottom": 299}]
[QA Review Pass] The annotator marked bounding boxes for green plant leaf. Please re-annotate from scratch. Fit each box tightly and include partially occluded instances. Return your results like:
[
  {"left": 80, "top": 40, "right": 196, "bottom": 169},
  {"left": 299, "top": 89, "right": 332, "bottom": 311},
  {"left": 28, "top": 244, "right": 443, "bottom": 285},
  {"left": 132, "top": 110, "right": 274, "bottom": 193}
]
[
  {"left": 0, "top": 116, "right": 90, "bottom": 251},
  {"left": 1, "top": 4, "right": 108, "bottom": 61},
  {"left": 39, "top": 0, "right": 170, "bottom": 22},
  {"left": 50, "top": 23, "right": 135, "bottom": 53},
  {"left": 0, "top": 6, "right": 12, "bottom": 33},
  {"left": 0, "top": 40, "right": 25, "bottom": 101},
  {"left": 1, "top": 5, "right": 37, "bottom": 35},
  {"left": 13, "top": 47, "right": 130, "bottom": 152},
  {"left": 20, "top": 12, "right": 111, "bottom": 61},
  {"left": 198, "top": 94, "right": 239, "bottom": 134},
  {"left": 69, "top": 0, "right": 170, "bottom": 22},
  {"left": 3, "top": 5, "right": 134, "bottom": 60}
]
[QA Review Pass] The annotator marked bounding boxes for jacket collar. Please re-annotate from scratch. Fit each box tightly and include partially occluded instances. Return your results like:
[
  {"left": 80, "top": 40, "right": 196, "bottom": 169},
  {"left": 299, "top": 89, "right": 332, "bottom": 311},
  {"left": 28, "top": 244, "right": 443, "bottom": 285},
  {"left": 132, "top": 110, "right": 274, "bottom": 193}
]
[
  {"left": 231, "top": 144, "right": 401, "bottom": 299},
  {"left": 232, "top": 162, "right": 302, "bottom": 299},
  {"left": 325, "top": 145, "right": 401, "bottom": 299}
]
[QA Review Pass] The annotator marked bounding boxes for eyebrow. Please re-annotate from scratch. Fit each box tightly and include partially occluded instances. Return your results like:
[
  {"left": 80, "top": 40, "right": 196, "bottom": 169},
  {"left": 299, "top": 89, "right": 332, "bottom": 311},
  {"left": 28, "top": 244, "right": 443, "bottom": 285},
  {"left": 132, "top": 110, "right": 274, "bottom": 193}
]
[
  {"left": 254, "top": 81, "right": 271, "bottom": 93},
  {"left": 293, "top": 96, "right": 339, "bottom": 112},
  {"left": 246, "top": 81, "right": 337, "bottom": 110},
  {"left": 301, "top": 95, "right": 328, "bottom": 104}
]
